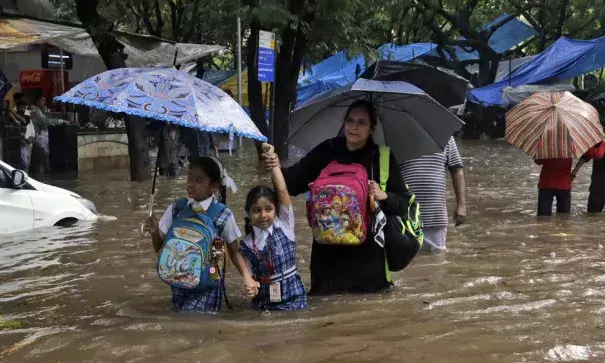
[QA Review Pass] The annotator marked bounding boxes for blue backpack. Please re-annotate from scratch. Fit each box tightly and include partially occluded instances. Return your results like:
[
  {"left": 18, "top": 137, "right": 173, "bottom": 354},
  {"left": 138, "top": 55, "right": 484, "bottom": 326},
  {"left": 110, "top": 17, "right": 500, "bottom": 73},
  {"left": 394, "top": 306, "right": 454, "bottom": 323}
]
[{"left": 157, "top": 198, "right": 226, "bottom": 292}]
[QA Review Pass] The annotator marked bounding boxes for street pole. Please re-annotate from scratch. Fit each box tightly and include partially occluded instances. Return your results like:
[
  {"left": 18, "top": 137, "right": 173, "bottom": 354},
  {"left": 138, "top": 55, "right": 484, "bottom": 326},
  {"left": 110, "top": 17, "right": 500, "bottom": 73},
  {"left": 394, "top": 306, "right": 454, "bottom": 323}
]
[{"left": 237, "top": 11, "right": 243, "bottom": 150}]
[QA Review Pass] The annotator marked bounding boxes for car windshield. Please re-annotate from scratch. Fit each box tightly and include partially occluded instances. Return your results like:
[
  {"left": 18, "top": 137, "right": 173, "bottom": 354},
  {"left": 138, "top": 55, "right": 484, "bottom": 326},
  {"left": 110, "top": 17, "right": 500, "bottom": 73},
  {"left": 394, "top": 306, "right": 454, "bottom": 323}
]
[{"left": 0, "top": 167, "right": 9, "bottom": 188}]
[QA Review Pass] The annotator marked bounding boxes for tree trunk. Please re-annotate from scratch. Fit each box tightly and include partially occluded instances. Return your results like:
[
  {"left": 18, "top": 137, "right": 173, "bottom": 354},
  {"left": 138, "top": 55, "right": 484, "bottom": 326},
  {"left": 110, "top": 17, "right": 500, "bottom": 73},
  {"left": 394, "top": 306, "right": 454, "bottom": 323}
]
[
  {"left": 246, "top": 16, "right": 268, "bottom": 158},
  {"left": 272, "top": 0, "right": 317, "bottom": 160},
  {"left": 75, "top": 0, "right": 150, "bottom": 181}
]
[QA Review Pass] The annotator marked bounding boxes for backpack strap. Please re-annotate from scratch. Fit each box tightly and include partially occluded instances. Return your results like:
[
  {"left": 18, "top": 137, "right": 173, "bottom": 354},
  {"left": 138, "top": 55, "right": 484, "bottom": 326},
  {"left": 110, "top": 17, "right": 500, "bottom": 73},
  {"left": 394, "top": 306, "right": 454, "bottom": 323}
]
[
  {"left": 172, "top": 197, "right": 190, "bottom": 219},
  {"left": 205, "top": 201, "right": 226, "bottom": 220},
  {"left": 377, "top": 146, "right": 393, "bottom": 283},
  {"left": 204, "top": 200, "right": 233, "bottom": 310},
  {"left": 379, "top": 146, "right": 390, "bottom": 192}
]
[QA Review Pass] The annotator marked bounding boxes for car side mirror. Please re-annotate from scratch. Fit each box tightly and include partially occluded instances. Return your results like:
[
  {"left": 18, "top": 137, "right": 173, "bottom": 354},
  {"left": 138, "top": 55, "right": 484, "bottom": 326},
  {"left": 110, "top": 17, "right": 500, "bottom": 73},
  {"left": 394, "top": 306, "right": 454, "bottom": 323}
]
[{"left": 11, "top": 169, "right": 28, "bottom": 188}]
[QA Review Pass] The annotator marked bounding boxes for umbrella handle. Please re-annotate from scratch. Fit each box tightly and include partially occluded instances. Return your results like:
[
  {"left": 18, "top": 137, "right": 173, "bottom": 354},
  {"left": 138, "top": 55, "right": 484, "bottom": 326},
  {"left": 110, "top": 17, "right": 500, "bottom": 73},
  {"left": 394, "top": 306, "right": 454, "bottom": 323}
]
[
  {"left": 369, "top": 195, "right": 376, "bottom": 213},
  {"left": 140, "top": 194, "right": 155, "bottom": 237}
]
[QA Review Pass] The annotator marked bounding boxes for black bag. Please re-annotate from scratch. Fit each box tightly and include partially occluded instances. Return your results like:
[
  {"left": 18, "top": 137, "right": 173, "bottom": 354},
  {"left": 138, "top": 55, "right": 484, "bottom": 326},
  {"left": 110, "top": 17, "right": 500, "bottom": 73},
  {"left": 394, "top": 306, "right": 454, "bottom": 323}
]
[
  {"left": 383, "top": 213, "right": 421, "bottom": 271},
  {"left": 376, "top": 146, "right": 424, "bottom": 271}
]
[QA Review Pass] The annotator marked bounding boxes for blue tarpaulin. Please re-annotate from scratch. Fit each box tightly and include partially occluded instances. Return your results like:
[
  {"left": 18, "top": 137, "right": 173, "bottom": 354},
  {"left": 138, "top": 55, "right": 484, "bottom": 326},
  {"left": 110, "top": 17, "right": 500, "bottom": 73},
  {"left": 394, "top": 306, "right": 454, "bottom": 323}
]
[
  {"left": 298, "top": 51, "right": 367, "bottom": 87},
  {"left": 296, "top": 44, "right": 438, "bottom": 105},
  {"left": 425, "top": 13, "right": 536, "bottom": 61},
  {"left": 468, "top": 37, "right": 605, "bottom": 107},
  {"left": 201, "top": 70, "right": 236, "bottom": 85},
  {"left": 297, "top": 79, "right": 342, "bottom": 106},
  {"left": 297, "top": 14, "right": 535, "bottom": 107},
  {"left": 378, "top": 43, "right": 437, "bottom": 61}
]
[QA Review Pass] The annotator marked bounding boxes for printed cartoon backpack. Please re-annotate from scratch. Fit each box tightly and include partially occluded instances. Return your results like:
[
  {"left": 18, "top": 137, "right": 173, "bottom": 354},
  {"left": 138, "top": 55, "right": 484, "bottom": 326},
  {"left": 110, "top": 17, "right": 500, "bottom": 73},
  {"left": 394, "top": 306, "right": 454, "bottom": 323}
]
[
  {"left": 157, "top": 198, "right": 226, "bottom": 291},
  {"left": 306, "top": 161, "right": 370, "bottom": 245}
]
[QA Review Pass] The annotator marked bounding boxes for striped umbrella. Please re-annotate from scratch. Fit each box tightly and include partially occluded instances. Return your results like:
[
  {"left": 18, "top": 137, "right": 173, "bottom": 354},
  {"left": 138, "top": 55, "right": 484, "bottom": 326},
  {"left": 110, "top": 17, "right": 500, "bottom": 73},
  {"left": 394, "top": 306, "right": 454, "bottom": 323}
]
[{"left": 505, "top": 91, "right": 604, "bottom": 159}]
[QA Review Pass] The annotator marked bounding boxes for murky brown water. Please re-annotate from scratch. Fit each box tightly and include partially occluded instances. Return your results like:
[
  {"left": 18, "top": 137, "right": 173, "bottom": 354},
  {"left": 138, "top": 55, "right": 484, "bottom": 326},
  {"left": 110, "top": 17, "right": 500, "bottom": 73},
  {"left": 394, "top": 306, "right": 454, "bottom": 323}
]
[{"left": 2, "top": 140, "right": 605, "bottom": 362}]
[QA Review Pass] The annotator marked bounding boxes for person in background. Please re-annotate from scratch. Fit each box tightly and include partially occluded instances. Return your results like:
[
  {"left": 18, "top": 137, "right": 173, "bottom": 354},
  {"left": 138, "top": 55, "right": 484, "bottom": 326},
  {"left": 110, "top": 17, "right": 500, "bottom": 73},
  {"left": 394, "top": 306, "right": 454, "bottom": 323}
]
[
  {"left": 15, "top": 101, "right": 34, "bottom": 172},
  {"left": 535, "top": 158, "right": 573, "bottom": 216},
  {"left": 400, "top": 137, "right": 467, "bottom": 252},
  {"left": 30, "top": 96, "right": 68, "bottom": 174},
  {"left": 181, "top": 128, "right": 219, "bottom": 161},
  {"left": 1, "top": 101, "right": 22, "bottom": 167},
  {"left": 572, "top": 137, "right": 605, "bottom": 213},
  {"left": 158, "top": 123, "right": 186, "bottom": 178}
]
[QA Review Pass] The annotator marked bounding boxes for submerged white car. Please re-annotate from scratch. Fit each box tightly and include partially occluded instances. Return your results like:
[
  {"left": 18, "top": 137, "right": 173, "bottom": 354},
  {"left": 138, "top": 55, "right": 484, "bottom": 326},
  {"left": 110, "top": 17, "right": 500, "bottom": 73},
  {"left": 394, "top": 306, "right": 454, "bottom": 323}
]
[{"left": 0, "top": 160, "right": 98, "bottom": 234}]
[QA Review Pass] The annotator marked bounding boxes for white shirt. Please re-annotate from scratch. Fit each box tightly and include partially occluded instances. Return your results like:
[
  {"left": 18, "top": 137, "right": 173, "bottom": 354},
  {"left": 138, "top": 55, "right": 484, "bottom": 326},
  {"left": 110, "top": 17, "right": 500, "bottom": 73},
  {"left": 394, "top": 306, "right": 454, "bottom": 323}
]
[
  {"left": 242, "top": 204, "right": 295, "bottom": 250},
  {"left": 158, "top": 196, "right": 242, "bottom": 244}
]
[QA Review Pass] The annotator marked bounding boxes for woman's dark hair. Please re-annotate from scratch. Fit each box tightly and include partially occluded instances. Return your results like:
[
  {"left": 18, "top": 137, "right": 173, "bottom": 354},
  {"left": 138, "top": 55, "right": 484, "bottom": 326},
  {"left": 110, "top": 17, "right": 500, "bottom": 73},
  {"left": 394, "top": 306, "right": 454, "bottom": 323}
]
[
  {"left": 189, "top": 156, "right": 227, "bottom": 203},
  {"left": 244, "top": 186, "right": 278, "bottom": 235},
  {"left": 345, "top": 100, "right": 378, "bottom": 130}
]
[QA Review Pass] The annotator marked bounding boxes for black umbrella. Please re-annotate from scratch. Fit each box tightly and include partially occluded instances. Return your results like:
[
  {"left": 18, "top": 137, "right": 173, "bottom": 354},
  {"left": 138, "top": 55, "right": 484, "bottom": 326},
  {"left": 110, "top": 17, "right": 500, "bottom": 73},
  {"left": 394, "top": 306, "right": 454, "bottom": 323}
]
[{"left": 360, "top": 60, "right": 470, "bottom": 108}]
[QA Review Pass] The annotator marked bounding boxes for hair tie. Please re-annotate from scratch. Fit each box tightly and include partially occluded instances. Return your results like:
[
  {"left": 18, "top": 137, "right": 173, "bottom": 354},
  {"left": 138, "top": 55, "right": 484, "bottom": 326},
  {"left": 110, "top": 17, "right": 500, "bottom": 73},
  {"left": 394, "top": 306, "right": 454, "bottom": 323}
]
[{"left": 207, "top": 156, "right": 238, "bottom": 193}]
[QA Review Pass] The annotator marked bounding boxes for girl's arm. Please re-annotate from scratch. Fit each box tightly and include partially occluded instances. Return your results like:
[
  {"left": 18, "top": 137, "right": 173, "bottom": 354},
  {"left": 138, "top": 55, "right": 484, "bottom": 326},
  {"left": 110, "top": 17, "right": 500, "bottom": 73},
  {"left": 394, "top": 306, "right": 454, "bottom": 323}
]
[
  {"left": 226, "top": 243, "right": 259, "bottom": 298},
  {"left": 143, "top": 214, "right": 166, "bottom": 254},
  {"left": 271, "top": 164, "right": 291, "bottom": 209}
]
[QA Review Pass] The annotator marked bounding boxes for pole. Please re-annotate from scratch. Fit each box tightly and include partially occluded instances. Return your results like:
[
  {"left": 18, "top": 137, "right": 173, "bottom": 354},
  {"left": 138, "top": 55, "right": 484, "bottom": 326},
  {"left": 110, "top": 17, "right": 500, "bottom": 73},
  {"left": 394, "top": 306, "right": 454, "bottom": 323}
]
[
  {"left": 508, "top": 54, "right": 512, "bottom": 86},
  {"left": 270, "top": 82, "right": 275, "bottom": 143},
  {"left": 237, "top": 11, "right": 243, "bottom": 150},
  {"left": 269, "top": 33, "right": 276, "bottom": 145},
  {"left": 59, "top": 48, "right": 65, "bottom": 94}
]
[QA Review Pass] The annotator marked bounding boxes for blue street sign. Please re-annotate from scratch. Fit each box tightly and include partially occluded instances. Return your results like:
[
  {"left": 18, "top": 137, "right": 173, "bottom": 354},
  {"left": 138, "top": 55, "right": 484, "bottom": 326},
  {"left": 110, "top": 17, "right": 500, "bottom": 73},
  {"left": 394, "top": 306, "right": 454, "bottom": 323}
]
[{"left": 258, "top": 31, "right": 275, "bottom": 82}]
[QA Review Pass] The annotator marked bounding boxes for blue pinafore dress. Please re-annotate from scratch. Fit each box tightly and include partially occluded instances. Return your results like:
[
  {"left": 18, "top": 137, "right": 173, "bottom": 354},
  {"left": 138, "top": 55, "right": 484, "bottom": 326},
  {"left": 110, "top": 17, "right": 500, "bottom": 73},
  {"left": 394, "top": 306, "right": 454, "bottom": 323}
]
[{"left": 240, "top": 226, "right": 307, "bottom": 310}]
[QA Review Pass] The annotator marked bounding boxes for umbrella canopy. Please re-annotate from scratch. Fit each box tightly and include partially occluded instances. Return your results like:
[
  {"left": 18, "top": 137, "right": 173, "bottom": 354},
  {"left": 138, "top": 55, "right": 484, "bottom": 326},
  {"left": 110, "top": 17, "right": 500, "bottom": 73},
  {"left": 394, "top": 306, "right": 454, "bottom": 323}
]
[
  {"left": 54, "top": 67, "right": 267, "bottom": 142},
  {"left": 360, "top": 60, "right": 470, "bottom": 108},
  {"left": 505, "top": 91, "right": 603, "bottom": 159},
  {"left": 289, "top": 79, "right": 464, "bottom": 162}
]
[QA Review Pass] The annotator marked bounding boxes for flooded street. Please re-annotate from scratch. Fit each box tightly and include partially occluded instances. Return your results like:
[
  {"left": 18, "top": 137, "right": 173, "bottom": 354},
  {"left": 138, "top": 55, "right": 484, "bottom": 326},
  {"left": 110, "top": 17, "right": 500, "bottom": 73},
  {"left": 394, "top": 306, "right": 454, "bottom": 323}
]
[{"left": 2, "top": 140, "right": 605, "bottom": 362}]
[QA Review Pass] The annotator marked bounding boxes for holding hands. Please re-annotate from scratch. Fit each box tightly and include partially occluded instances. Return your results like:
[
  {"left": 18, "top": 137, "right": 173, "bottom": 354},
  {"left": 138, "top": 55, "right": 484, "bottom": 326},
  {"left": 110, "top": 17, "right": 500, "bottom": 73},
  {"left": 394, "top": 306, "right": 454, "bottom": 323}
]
[{"left": 261, "top": 143, "right": 280, "bottom": 171}]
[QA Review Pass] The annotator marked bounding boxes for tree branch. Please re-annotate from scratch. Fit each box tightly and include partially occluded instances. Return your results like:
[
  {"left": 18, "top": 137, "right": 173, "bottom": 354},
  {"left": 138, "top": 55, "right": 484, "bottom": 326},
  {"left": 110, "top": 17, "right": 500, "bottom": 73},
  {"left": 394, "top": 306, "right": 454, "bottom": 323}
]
[
  {"left": 153, "top": 0, "right": 165, "bottom": 37},
  {"left": 184, "top": 0, "right": 203, "bottom": 43}
]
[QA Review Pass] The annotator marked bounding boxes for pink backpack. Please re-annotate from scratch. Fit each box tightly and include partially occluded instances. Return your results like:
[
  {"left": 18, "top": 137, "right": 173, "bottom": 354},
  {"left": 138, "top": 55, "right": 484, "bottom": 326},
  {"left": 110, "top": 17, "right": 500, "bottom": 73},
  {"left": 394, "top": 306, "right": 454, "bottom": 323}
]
[{"left": 306, "top": 161, "right": 370, "bottom": 245}]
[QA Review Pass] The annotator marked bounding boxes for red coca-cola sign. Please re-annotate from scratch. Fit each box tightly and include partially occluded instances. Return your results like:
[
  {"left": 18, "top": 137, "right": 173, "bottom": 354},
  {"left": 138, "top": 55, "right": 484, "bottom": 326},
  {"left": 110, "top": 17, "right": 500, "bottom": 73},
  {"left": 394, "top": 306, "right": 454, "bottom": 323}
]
[{"left": 20, "top": 71, "right": 45, "bottom": 86}]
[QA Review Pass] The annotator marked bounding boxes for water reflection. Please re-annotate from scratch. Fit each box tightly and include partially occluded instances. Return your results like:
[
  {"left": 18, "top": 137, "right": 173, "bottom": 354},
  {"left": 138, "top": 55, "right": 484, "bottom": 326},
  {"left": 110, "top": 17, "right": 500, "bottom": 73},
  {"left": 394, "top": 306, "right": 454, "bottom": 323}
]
[{"left": 1, "top": 140, "right": 605, "bottom": 362}]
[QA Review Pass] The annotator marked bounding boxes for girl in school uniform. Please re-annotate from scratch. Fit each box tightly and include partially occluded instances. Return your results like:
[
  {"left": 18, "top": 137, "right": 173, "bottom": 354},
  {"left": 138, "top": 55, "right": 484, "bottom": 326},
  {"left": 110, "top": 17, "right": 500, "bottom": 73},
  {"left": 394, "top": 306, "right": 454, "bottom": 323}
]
[
  {"left": 144, "top": 156, "right": 258, "bottom": 312},
  {"left": 239, "top": 144, "right": 307, "bottom": 310}
]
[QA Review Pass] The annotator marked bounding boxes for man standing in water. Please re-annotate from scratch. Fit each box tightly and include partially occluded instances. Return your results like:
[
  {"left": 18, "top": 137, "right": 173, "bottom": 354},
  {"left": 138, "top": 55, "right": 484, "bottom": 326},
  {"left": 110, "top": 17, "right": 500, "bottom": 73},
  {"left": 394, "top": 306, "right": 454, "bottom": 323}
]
[
  {"left": 572, "top": 137, "right": 605, "bottom": 213},
  {"left": 399, "top": 137, "right": 467, "bottom": 252}
]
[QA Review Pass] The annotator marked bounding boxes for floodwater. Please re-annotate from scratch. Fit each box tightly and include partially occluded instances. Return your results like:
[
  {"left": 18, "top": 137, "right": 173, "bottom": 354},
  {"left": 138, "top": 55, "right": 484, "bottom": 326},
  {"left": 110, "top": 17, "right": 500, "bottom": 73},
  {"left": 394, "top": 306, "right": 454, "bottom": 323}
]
[{"left": 2, "top": 140, "right": 605, "bottom": 362}]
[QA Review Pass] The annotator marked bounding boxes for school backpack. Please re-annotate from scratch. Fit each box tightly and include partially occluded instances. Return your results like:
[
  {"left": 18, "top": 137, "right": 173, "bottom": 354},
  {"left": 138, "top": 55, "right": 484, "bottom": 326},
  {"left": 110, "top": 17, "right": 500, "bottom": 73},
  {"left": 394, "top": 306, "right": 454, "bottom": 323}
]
[
  {"left": 307, "top": 161, "right": 370, "bottom": 245},
  {"left": 377, "top": 146, "right": 424, "bottom": 272},
  {"left": 157, "top": 198, "right": 225, "bottom": 291}
]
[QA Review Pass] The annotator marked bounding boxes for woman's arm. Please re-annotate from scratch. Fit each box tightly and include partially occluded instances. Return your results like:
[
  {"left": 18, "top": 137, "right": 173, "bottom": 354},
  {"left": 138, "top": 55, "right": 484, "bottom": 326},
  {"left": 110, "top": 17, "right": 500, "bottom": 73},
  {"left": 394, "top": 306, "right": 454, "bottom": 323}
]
[{"left": 281, "top": 140, "right": 332, "bottom": 196}]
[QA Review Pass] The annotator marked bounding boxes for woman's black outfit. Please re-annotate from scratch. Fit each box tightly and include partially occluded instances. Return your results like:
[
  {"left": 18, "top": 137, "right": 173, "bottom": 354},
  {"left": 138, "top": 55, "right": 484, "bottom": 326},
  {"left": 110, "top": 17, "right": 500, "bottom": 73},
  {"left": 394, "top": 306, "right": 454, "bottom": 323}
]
[{"left": 282, "top": 137, "right": 412, "bottom": 294}]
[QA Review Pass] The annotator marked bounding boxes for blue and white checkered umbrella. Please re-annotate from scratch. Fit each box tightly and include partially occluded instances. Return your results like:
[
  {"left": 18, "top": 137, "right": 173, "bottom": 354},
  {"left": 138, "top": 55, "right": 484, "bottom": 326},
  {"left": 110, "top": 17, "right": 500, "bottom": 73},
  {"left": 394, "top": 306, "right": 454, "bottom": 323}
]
[{"left": 54, "top": 67, "right": 266, "bottom": 142}]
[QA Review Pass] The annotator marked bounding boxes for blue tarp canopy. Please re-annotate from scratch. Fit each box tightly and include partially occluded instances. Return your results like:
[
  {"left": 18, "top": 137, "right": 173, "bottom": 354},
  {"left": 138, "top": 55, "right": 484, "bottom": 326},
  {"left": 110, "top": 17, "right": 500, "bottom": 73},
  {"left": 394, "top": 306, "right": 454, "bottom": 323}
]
[
  {"left": 424, "top": 14, "right": 536, "bottom": 62},
  {"left": 297, "top": 14, "right": 535, "bottom": 107},
  {"left": 378, "top": 42, "right": 437, "bottom": 61},
  {"left": 296, "top": 79, "right": 342, "bottom": 106},
  {"left": 298, "top": 50, "right": 367, "bottom": 87},
  {"left": 201, "top": 69, "right": 236, "bottom": 85},
  {"left": 469, "top": 37, "right": 605, "bottom": 107},
  {"left": 296, "top": 45, "right": 437, "bottom": 105}
]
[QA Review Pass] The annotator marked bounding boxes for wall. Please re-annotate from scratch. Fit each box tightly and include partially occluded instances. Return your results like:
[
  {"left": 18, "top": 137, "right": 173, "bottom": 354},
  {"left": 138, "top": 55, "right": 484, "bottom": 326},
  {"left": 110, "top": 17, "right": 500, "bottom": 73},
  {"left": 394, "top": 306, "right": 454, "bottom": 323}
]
[{"left": 77, "top": 131, "right": 129, "bottom": 172}]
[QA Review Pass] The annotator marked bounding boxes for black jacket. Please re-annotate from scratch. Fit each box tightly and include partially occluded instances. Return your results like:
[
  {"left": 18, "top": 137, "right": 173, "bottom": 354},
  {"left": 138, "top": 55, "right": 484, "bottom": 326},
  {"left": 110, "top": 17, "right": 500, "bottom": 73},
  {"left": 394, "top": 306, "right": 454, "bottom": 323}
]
[{"left": 283, "top": 137, "right": 411, "bottom": 294}]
